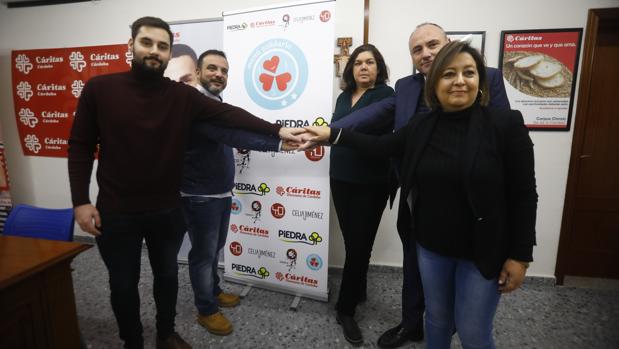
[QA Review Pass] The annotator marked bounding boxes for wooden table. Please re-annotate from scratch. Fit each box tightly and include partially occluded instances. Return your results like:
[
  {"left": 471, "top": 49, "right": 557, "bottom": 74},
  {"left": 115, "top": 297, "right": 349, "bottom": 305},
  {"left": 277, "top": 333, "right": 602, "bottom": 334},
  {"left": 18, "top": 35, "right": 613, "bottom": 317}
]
[{"left": 0, "top": 235, "right": 92, "bottom": 349}]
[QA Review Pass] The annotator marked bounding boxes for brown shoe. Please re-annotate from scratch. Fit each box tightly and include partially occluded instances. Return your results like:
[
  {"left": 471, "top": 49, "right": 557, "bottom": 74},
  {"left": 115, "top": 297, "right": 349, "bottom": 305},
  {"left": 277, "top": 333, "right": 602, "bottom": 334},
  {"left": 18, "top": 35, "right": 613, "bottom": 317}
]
[
  {"left": 197, "top": 312, "right": 233, "bottom": 336},
  {"left": 217, "top": 292, "right": 240, "bottom": 307},
  {"left": 156, "top": 332, "right": 192, "bottom": 349}
]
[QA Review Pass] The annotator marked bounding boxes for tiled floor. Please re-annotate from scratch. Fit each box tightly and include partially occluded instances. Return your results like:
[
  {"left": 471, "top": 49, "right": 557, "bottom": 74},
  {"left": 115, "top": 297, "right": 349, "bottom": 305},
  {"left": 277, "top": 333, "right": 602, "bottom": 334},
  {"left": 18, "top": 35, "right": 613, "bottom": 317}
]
[{"left": 72, "top": 247, "right": 619, "bottom": 348}]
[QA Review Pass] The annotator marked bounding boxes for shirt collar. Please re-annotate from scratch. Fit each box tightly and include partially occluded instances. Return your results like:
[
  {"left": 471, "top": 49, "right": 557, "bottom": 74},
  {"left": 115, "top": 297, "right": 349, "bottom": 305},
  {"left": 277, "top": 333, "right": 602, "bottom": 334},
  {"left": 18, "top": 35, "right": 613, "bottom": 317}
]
[{"left": 196, "top": 84, "right": 222, "bottom": 102}]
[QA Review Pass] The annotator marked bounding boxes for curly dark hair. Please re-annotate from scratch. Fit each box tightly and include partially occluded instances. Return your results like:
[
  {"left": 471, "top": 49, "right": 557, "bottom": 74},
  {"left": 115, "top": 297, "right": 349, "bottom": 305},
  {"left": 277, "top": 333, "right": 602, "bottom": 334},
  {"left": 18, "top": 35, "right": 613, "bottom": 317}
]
[
  {"left": 341, "top": 44, "right": 389, "bottom": 92},
  {"left": 131, "top": 17, "right": 174, "bottom": 48}
]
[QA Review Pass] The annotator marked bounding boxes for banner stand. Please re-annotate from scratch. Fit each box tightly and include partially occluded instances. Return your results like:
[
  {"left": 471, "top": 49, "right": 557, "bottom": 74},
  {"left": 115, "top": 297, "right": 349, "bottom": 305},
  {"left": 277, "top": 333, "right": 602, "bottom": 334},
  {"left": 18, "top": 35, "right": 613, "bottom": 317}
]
[
  {"left": 223, "top": 0, "right": 336, "bottom": 303},
  {"left": 224, "top": 274, "right": 329, "bottom": 303}
]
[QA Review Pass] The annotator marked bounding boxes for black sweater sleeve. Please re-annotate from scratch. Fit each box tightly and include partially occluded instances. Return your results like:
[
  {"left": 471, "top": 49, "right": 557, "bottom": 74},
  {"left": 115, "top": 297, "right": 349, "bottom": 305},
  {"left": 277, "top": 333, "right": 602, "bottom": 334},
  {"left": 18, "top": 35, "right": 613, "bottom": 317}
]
[{"left": 187, "top": 86, "right": 281, "bottom": 136}]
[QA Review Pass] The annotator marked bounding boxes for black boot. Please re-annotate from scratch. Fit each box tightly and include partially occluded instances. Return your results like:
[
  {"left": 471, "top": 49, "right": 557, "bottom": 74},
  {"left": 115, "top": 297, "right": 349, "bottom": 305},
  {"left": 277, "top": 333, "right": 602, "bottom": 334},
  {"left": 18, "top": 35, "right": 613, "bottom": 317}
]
[
  {"left": 336, "top": 312, "right": 363, "bottom": 346},
  {"left": 377, "top": 323, "right": 423, "bottom": 348}
]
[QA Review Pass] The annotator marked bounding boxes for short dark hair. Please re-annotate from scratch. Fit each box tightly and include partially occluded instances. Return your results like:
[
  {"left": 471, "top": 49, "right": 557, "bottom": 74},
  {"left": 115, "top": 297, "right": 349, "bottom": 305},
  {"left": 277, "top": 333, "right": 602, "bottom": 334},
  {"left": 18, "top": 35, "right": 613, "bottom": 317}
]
[
  {"left": 131, "top": 16, "right": 174, "bottom": 48},
  {"left": 424, "top": 40, "right": 489, "bottom": 110},
  {"left": 197, "top": 49, "right": 227, "bottom": 69},
  {"left": 341, "top": 44, "right": 389, "bottom": 92},
  {"left": 171, "top": 44, "right": 197, "bottom": 62}
]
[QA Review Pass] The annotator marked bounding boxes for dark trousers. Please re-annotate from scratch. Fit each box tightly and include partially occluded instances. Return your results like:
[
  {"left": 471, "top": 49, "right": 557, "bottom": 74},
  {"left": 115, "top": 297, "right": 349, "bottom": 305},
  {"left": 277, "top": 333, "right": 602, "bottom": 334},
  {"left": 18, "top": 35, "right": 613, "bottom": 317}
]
[
  {"left": 96, "top": 207, "right": 186, "bottom": 349},
  {"left": 401, "top": 234, "right": 426, "bottom": 330},
  {"left": 331, "top": 178, "right": 389, "bottom": 316}
]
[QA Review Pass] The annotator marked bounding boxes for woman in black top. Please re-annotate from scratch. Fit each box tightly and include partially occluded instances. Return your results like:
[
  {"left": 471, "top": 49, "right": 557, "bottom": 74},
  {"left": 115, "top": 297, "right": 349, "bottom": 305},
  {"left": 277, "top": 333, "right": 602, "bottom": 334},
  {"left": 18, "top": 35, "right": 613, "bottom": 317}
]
[
  {"left": 330, "top": 44, "right": 394, "bottom": 345},
  {"left": 308, "top": 41, "right": 537, "bottom": 349}
]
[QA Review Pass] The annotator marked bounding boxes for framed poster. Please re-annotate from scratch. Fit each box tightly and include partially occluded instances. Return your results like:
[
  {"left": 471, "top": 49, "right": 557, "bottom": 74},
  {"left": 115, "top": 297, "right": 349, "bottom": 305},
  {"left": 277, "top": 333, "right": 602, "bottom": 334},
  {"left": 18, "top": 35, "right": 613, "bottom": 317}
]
[
  {"left": 446, "top": 31, "right": 485, "bottom": 55},
  {"left": 499, "top": 28, "right": 583, "bottom": 130}
]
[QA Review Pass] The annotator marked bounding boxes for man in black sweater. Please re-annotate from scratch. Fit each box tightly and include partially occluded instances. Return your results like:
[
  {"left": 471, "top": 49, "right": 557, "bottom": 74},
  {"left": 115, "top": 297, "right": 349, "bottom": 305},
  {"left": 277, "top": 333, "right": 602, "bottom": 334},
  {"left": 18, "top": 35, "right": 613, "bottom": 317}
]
[{"left": 68, "top": 16, "right": 302, "bottom": 349}]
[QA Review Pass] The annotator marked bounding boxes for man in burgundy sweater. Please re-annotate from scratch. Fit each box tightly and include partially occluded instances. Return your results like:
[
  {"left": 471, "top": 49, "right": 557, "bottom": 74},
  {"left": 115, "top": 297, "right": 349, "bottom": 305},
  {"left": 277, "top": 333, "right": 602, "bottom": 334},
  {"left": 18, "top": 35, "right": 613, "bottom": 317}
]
[{"left": 68, "top": 16, "right": 301, "bottom": 349}]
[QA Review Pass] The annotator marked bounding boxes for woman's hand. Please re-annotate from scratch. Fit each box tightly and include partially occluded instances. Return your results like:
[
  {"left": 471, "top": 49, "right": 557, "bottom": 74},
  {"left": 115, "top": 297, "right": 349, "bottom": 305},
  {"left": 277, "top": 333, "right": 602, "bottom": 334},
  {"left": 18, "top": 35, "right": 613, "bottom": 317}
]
[
  {"left": 305, "top": 126, "right": 332, "bottom": 142},
  {"left": 498, "top": 258, "right": 528, "bottom": 293},
  {"left": 298, "top": 126, "right": 332, "bottom": 150}
]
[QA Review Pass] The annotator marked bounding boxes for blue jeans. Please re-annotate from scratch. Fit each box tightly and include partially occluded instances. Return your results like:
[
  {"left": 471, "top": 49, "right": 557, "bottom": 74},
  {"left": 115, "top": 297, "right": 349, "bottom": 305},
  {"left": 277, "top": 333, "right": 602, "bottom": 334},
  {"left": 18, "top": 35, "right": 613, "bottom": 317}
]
[
  {"left": 416, "top": 244, "right": 501, "bottom": 349},
  {"left": 181, "top": 195, "right": 231, "bottom": 316},
  {"left": 96, "top": 207, "right": 186, "bottom": 349}
]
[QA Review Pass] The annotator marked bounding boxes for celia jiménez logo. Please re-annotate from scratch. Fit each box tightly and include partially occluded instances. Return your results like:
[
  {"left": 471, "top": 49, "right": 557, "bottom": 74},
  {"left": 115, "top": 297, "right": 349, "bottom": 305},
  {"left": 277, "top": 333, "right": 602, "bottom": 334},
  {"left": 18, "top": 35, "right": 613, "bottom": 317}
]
[{"left": 244, "top": 38, "right": 308, "bottom": 110}]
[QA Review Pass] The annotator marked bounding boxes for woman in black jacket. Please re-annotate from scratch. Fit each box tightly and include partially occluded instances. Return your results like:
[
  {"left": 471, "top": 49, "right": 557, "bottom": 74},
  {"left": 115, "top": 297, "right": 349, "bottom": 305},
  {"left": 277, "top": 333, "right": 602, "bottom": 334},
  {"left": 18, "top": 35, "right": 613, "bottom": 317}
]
[{"left": 307, "top": 41, "right": 537, "bottom": 349}]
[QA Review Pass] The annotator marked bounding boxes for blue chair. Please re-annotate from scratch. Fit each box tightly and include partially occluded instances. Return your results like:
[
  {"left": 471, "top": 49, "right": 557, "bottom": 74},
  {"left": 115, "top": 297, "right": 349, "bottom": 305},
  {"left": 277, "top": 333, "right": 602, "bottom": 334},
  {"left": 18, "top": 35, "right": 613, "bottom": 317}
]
[{"left": 3, "top": 204, "right": 75, "bottom": 242}]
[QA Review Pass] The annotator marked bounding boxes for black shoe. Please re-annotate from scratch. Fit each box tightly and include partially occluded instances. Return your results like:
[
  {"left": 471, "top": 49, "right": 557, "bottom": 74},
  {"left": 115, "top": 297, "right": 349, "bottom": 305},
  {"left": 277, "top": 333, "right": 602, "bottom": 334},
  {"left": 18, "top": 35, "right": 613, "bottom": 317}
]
[
  {"left": 156, "top": 332, "right": 192, "bottom": 349},
  {"left": 336, "top": 312, "right": 363, "bottom": 346},
  {"left": 377, "top": 323, "right": 423, "bottom": 348}
]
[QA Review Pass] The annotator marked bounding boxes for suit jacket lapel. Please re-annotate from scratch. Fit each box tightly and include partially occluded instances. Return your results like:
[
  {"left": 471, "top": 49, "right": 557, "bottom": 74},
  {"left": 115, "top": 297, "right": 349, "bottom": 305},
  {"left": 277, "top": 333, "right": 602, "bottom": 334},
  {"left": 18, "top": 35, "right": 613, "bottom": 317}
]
[
  {"left": 395, "top": 74, "right": 424, "bottom": 130},
  {"left": 407, "top": 74, "right": 424, "bottom": 123}
]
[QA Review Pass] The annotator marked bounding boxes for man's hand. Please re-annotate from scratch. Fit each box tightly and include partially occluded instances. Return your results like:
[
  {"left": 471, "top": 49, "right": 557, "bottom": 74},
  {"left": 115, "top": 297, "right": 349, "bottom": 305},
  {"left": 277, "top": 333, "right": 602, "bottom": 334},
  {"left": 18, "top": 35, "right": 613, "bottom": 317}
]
[
  {"left": 74, "top": 204, "right": 102, "bottom": 236},
  {"left": 498, "top": 258, "right": 528, "bottom": 293},
  {"left": 278, "top": 127, "right": 306, "bottom": 143},
  {"left": 297, "top": 126, "right": 332, "bottom": 151},
  {"left": 281, "top": 140, "right": 301, "bottom": 151}
]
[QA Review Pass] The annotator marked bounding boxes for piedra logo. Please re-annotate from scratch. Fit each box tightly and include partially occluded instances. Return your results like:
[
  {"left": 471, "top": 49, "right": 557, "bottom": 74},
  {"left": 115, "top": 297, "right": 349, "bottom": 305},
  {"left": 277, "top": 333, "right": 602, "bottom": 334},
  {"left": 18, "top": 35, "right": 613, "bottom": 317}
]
[
  {"left": 234, "top": 182, "right": 270, "bottom": 196},
  {"left": 278, "top": 230, "right": 323, "bottom": 246},
  {"left": 275, "top": 116, "right": 329, "bottom": 128},
  {"left": 231, "top": 263, "right": 270, "bottom": 279}
]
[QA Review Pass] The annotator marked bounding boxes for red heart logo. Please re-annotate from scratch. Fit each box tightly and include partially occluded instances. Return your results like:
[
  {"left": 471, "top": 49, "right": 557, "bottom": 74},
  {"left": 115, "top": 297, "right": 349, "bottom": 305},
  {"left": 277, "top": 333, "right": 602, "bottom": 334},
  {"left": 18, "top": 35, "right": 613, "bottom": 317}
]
[
  {"left": 275, "top": 73, "right": 292, "bottom": 91},
  {"left": 263, "top": 56, "right": 280, "bottom": 73},
  {"left": 259, "top": 73, "right": 275, "bottom": 91}
]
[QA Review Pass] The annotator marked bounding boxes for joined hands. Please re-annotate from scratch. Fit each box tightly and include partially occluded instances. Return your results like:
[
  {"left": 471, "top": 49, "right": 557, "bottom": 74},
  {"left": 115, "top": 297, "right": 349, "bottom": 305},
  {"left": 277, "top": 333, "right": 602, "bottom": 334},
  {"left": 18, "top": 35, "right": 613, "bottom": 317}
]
[{"left": 278, "top": 126, "right": 332, "bottom": 151}]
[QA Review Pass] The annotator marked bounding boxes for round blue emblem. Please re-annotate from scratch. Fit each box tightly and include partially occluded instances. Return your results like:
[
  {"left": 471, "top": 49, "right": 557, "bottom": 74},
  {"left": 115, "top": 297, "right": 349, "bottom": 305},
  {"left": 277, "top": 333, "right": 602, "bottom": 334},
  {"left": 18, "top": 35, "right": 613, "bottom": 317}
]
[
  {"left": 231, "top": 198, "right": 242, "bottom": 215},
  {"left": 306, "top": 253, "right": 323, "bottom": 271},
  {"left": 244, "top": 38, "right": 308, "bottom": 110}
]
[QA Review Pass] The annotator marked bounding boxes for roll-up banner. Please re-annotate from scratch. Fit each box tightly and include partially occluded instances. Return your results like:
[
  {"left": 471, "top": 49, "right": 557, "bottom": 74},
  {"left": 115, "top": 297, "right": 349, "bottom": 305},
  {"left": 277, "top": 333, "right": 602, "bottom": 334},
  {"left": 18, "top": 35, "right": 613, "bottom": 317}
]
[
  {"left": 223, "top": 0, "right": 335, "bottom": 301},
  {"left": 163, "top": 19, "right": 225, "bottom": 263}
]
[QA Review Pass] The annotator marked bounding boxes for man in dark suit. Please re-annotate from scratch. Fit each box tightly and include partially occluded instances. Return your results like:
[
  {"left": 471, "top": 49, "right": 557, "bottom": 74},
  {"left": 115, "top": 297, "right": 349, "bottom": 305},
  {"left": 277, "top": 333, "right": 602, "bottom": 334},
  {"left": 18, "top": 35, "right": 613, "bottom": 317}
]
[{"left": 331, "top": 22, "right": 511, "bottom": 349}]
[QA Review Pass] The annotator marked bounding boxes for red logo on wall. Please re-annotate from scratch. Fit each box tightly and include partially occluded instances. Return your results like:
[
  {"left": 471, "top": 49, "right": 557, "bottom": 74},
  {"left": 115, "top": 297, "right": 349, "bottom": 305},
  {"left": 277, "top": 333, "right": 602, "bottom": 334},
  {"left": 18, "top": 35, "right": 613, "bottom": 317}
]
[
  {"left": 271, "top": 203, "right": 286, "bottom": 219},
  {"left": 229, "top": 241, "right": 242, "bottom": 256},
  {"left": 275, "top": 271, "right": 285, "bottom": 281},
  {"left": 320, "top": 10, "right": 331, "bottom": 22},
  {"left": 11, "top": 44, "right": 129, "bottom": 158},
  {"left": 230, "top": 224, "right": 239, "bottom": 233},
  {"left": 276, "top": 186, "right": 285, "bottom": 196},
  {"left": 305, "top": 146, "right": 325, "bottom": 161}
]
